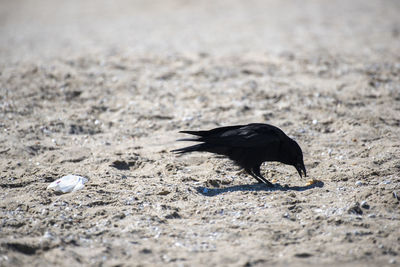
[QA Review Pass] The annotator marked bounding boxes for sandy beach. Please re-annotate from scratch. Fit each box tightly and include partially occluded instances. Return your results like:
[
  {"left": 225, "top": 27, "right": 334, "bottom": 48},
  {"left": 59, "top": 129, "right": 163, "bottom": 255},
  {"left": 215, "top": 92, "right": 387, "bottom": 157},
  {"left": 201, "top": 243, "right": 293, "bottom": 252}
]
[{"left": 1, "top": 0, "right": 399, "bottom": 266}]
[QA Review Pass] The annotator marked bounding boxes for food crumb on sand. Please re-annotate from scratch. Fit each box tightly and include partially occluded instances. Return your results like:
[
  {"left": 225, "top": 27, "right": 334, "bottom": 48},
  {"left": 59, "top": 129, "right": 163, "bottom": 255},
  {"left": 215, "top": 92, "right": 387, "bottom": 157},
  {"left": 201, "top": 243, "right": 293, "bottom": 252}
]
[{"left": 306, "top": 179, "right": 319, "bottom": 186}]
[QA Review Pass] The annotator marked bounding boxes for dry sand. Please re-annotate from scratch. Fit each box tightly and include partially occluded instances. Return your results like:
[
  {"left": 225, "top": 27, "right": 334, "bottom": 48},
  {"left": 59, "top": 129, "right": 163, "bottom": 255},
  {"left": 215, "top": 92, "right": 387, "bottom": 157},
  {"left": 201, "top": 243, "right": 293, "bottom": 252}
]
[{"left": 1, "top": 0, "right": 400, "bottom": 266}]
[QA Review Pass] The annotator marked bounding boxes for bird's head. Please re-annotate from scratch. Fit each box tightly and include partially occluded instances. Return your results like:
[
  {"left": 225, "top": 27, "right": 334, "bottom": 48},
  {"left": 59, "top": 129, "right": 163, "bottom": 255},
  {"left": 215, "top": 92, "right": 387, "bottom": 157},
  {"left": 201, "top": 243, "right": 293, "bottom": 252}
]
[
  {"left": 295, "top": 159, "right": 307, "bottom": 178},
  {"left": 284, "top": 138, "right": 307, "bottom": 178}
]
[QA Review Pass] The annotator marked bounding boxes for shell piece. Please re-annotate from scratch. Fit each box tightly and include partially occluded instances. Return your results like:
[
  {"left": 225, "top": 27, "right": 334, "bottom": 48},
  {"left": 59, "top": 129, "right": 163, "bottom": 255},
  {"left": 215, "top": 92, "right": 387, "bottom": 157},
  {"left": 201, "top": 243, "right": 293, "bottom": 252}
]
[
  {"left": 47, "top": 174, "right": 88, "bottom": 193},
  {"left": 355, "top": 181, "right": 363, "bottom": 186}
]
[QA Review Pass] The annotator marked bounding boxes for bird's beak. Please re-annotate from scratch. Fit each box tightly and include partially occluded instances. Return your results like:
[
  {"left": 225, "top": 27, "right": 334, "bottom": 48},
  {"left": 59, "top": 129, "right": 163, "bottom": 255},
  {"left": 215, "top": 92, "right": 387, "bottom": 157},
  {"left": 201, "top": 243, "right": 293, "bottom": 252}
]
[{"left": 296, "top": 163, "right": 307, "bottom": 178}]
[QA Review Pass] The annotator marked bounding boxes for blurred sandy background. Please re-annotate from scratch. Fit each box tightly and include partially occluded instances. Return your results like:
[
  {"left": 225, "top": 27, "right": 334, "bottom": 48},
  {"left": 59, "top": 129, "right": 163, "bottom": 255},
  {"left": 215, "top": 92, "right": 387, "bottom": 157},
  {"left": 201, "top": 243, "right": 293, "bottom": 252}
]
[{"left": 1, "top": 0, "right": 399, "bottom": 60}]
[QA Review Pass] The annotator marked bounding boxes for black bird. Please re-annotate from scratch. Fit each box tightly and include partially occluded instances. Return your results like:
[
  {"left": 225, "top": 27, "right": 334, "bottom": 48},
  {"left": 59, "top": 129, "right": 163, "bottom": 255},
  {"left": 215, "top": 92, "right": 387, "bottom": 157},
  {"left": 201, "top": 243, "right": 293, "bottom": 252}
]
[{"left": 172, "top": 123, "right": 306, "bottom": 187}]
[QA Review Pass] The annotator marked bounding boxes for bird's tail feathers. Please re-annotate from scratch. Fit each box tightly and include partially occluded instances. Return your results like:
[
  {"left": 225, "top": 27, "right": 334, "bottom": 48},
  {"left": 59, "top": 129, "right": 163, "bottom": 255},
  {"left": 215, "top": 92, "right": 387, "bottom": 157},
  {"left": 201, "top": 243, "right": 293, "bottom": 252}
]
[
  {"left": 179, "top": 130, "right": 208, "bottom": 136},
  {"left": 176, "top": 138, "right": 200, "bottom": 142},
  {"left": 171, "top": 143, "right": 204, "bottom": 154}
]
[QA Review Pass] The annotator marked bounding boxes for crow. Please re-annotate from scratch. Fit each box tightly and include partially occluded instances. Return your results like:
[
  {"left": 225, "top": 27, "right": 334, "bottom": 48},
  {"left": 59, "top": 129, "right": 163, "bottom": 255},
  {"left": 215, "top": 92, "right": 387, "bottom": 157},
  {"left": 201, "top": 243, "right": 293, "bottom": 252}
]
[{"left": 172, "top": 123, "right": 306, "bottom": 187}]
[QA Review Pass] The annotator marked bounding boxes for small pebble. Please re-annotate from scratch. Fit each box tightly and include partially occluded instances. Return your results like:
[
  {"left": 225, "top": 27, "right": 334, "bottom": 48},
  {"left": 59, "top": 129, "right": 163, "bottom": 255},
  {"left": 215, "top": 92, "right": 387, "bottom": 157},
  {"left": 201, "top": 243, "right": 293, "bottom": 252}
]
[
  {"left": 355, "top": 181, "right": 363, "bottom": 186},
  {"left": 312, "top": 119, "right": 318, "bottom": 125},
  {"left": 348, "top": 203, "right": 363, "bottom": 215},
  {"left": 183, "top": 116, "right": 194, "bottom": 122},
  {"left": 158, "top": 190, "right": 171, "bottom": 196},
  {"left": 360, "top": 201, "right": 370, "bottom": 209},
  {"left": 43, "top": 231, "right": 53, "bottom": 240}
]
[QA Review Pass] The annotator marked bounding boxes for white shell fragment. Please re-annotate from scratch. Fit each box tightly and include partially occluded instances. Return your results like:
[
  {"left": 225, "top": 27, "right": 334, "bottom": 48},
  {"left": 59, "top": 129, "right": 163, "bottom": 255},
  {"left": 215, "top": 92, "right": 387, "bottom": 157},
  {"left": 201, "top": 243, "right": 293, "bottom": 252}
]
[{"left": 47, "top": 174, "right": 88, "bottom": 193}]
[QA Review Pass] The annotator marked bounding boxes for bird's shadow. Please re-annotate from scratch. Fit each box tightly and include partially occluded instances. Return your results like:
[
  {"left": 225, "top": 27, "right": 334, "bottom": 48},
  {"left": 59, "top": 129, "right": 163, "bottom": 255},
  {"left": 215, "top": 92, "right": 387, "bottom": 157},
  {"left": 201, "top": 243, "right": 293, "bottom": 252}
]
[{"left": 195, "top": 181, "right": 324, "bottom": 196}]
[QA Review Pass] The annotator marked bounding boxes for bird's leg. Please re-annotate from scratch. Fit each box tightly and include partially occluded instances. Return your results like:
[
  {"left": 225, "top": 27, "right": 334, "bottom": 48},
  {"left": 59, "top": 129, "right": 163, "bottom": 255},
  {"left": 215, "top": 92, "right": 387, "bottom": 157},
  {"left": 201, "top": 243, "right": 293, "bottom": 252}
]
[
  {"left": 252, "top": 165, "right": 273, "bottom": 187},
  {"left": 244, "top": 168, "right": 265, "bottom": 184}
]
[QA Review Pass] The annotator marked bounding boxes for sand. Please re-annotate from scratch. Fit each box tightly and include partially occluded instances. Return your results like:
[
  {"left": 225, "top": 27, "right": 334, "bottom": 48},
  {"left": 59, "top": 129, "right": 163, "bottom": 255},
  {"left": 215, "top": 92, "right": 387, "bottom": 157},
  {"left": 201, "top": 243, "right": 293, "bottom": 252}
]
[{"left": 1, "top": 0, "right": 399, "bottom": 266}]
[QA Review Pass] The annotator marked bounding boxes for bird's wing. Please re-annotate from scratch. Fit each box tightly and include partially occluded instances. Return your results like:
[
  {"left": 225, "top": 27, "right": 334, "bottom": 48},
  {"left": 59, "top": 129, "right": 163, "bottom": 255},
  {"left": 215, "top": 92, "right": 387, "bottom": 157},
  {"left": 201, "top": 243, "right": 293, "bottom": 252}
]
[
  {"left": 180, "top": 125, "right": 244, "bottom": 137},
  {"left": 201, "top": 124, "right": 282, "bottom": 148}
]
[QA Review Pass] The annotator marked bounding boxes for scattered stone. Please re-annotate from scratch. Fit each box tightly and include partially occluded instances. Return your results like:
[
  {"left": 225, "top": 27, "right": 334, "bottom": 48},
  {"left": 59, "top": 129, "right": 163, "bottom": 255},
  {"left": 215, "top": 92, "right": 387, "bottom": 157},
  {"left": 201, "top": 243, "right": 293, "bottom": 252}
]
[
  {"left": 140, "top": 248, "right": 152, "bottom": 254},
  {"left": 165, "top": 211, "right": 181, "bottom": 219},
  {"left": 348, "top": 203, "right": 363, "bottom": 215},
  {"left": 6, "top": 242, "right": 39, "bottom": 255},
  {"left": 158, "top": 190, "right": 171, "bottom": 196},
  {"left": 110, "top": 160, "right": 134, "bottom": 170},
  {"left": 355, "top": 181, "right": 363, "bottom": 186},
  {"left": 360, "top": 201, "right": 370, "bottom": 209},
  {"left": 207, "top": 179, "right": 220, "bottom": 188},
  {"left": 294, "top": 252, "right": 313, "bottom": 258},
  {"left": 112, "top": 213, "right": 126, "bottom": 220}
]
